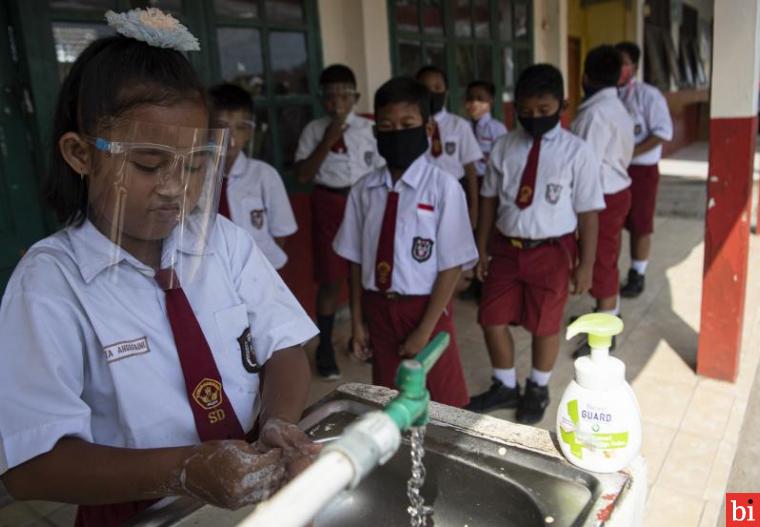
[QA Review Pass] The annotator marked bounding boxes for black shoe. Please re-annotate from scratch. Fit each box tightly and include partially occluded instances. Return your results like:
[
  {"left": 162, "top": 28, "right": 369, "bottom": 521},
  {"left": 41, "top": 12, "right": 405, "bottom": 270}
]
[
  {"left": 316, "top": 347, "right": 341, "bottom": 380},
  {"left": 572, "top": 335, "right": 617, "bottom": 359},
  {"left": 516, "top": 379, "right": 549, "bottom": 425},
  {"left": 620, "top": 269, "right": 645, "bottom": 298},
  {"left": 465, "top": 378, "right": 520, "bottom": 412}
]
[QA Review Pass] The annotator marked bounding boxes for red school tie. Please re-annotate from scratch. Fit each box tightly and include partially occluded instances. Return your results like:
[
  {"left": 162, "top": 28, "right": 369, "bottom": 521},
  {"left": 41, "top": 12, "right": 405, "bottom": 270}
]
[
  {"left": 155, "top": 268, "right": 245, "bottom": 441},
  {"left": 218, "top": 176, "right": 231, "bottom": 219},
  {"left": 375, "top": 190, "right": 399, "bottom": 291},
  {"left": 331, "top": 126, "right": 348, "bottom": 154},
  {"left": 516, "top": 138, "right": 541, "bottom": 209},
  {"left": 430, "top": 122, "right": 443, "bottom": 158}
]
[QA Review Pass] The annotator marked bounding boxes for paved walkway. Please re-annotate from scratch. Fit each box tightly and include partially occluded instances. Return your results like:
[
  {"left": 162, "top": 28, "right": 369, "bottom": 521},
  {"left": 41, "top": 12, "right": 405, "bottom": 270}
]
[{"left": 2, "top": 142, "right": 759, "bottom": 526}]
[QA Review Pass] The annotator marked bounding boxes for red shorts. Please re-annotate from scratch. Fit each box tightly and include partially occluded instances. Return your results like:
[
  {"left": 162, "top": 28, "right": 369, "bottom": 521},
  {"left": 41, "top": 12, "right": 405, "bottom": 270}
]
[
  {"left": 625, "top": 164, "right": 660, "bottom": 236},
  {"left": 478, "top": 233, "right": 577, "bottom": 336},
  {"left": 591, "top": 188, "right": 632, "bottom": 299},
  {"left": 311, "top": 185, "right": 350, "bottom": 284},
  {"left": 363, "top": 291, "right": 470, "bottom": 408}
]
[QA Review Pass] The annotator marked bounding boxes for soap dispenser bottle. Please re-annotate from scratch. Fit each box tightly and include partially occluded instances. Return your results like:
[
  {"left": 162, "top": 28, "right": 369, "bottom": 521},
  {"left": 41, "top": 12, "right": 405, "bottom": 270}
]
[{"left": 556, "top": 313, "right": 642, "bottom": 473}]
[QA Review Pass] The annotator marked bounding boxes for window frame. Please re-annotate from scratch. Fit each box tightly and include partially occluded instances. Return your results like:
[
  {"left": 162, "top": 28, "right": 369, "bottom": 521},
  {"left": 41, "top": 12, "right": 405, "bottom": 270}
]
[{"left": 387, "top": 0, "right": 533, "bottom": 117}]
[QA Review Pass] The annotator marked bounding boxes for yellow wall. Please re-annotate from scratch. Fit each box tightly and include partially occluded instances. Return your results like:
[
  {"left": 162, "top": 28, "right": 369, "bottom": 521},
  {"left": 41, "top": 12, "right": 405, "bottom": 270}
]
[{"left": 568, "top": 0, "right": 638, "bottom": 59}]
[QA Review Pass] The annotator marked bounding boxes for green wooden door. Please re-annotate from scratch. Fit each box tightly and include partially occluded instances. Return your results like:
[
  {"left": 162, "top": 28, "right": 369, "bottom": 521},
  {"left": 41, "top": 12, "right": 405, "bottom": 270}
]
[{"left": 0, "top": 2, "right": 48, "bottom": 295}]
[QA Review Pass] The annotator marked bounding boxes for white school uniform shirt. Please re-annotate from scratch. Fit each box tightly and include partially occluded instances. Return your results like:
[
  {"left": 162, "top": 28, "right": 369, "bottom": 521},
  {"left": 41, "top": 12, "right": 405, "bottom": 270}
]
[
  {"left": 0, "top": 217, "right": 317, "bottom": 473},
  {"left": 333, "top": 156, "right": 478, "bottom": 295},
  {"left": 226, "top": 152, "right": 297, "bottom": 270},
  {"left": 571, "top": 87, "right": 635, "bottom": 195},
  {"left": 425, "top": 109, "right": 483, "bottom": 179},
  {"left": 618, "top": 80, "right": 673, "bottom": 165},
  {"left": 482, "top": 124, "right": 606, "bottom": 240},
  {"left": 294, "top": 111, "right": 384, "bottom": 188},
  {"left": 472, "top": 112, "right": 509, "bottom": 177}
]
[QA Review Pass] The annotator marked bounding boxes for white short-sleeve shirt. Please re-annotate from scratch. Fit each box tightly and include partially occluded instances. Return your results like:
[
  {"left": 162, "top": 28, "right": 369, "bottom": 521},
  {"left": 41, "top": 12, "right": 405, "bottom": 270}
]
[
  {"left": 294, "top": 112, "right": 384, "bottom": 188},
  {"left": 333, "top": 156, "right": 478, "bottom": 295},
  {"left": 619, "top": 80, "right": 674, "bottom": 165},
  {"left": 571, "top": 87, "right": 635, "bottom": 194},
  {"left": 0, "top": 217, "right": 318, "bottom": 473},
  {"left": 473, "top": 112, "right": 509, "bottom": 177},
  {"left": 226, "top": 152, "right": 297, "bottom": 270},
  {"left": 482, "top": 125, "right": 606, "bottom": 240},
  {"left": 425, "top": 110, "right": 483, "bottom": 179}
]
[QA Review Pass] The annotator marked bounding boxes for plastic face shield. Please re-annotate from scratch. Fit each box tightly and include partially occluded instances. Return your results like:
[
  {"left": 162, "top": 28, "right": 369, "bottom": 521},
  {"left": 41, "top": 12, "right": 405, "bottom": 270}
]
[
  {"left": 211, "top": 116, "right": 256, "bottom": 157},
  {"left": 84, "top": 120, "right": 229, "bottom": 283}
]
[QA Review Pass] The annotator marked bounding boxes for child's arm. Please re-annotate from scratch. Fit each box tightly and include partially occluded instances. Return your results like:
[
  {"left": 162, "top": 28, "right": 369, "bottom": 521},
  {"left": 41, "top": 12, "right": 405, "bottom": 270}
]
[
  {"left": 294, "top": 119, "right": 346, "bottom": 184},
  {"left": 572, "top": 211, "right": 599, "bottom": 295},
  {"left": 399, "top": 266, "right": 461, "bottom": 358},
  {"left": 349, "top": 262, "right": 371, "bottom": 360},
  {"left": 1, "top": 437, "right": 285, "bottom": 509},
  {"left": 463, "top": 162, "right": 479, "bottom": 229},
  {"left": 475, "top": 196, "right": 498, "bottom": 282},
  {"left": 633, "top": 134, "right": 664, "bottom": 157}
]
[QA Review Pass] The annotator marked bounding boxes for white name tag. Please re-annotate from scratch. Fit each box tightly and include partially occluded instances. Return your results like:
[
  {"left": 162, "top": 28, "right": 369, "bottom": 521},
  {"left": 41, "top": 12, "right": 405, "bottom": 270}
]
[{"left": 104, "top": 337, "right": 150, "bottom": 363}]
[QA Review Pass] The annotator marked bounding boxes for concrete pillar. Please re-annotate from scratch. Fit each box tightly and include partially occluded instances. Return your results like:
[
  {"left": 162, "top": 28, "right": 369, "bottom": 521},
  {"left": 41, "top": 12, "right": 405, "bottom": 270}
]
[
  {"left": 697, "top": 0, "right": 760, "bottom": 381},
  {"left": 533, "top": 0, "right": 568, "bottom": 92}
]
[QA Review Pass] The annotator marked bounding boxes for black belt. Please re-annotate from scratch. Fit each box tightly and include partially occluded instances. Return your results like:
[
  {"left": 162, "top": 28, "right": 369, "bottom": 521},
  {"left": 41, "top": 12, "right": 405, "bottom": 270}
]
[
  {"left": 315, "top": 184, "right": 351, "bottom": 196},
  {"left": 366, "top": 290, "right": 427, "bottom": 301},
  {"left": 502, "top": 234, "right": 561, "bottom": 250}
]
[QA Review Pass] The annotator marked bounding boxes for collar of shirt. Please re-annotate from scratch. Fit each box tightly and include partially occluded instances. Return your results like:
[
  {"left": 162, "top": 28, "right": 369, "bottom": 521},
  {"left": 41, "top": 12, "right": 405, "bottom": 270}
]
[
  {"left": 228, "top": 151, "right": 248, "bottom": 179},
  {"left": 475, "top": 112, "right": 493, "bottom": 129},
  {"left": 515, "top": 122, "right": 562, "bottom": 144},
  {"left": 344, "top": 111, "right": 359, "bottom": 127},
  {"left": 433, "top": 109, "right": 448, "bottom": 125},
  {"left": 578, "top": 86, "right": 619, "bottom": 112},
  {"left": 366, "top": 155, "right": 427, "bottom": 191},
  {"left": 69, "top": 216, "right": 214, "bottom": 284}
]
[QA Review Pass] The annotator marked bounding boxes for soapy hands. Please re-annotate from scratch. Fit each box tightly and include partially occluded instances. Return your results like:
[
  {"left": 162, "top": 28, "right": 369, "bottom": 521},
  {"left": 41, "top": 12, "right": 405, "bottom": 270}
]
[
  {"left": 258, "top": 418, "right": 322, "bottom": 478},
  {"left": 174, "top": 440, "right": 286, "bottom": 510}
]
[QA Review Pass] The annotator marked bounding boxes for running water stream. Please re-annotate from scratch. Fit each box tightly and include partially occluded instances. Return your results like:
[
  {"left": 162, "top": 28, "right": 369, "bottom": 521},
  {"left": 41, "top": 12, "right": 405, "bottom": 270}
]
[{"left": 406, "top": 426, "right": 433, "bottom": 527}]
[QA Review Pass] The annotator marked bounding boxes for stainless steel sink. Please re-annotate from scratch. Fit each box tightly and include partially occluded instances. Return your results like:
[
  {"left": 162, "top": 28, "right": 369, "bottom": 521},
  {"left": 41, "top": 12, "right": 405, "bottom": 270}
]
[{"left": 130, "top": 389, "right": 630, "bottom": 527}]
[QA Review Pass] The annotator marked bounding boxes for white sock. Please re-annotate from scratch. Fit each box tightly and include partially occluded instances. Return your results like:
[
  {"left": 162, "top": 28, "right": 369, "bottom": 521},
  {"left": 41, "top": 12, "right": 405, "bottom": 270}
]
[
  {"left": 598, "top": 296, "right": 621, "bottom": 316},
  {"left": 493, "top": 368, "right": 517, "bottom": 389},
  {"left": 530, "top": 368, "right": 552, "bottom": 386},
  {"left": 631, "top": 259, "right": 648, "bottom": 275}
]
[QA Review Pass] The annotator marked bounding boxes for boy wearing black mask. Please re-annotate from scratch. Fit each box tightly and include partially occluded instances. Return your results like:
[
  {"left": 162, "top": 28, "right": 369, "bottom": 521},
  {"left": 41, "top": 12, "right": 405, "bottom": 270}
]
[
  {"left": 571, "top": 46, "right": 635, "bottom": 357},
  {"left": 332, "top": 77, "right": 478, "bottom": 408},
  {"left": 416, "top": 66, "right": 482, "bottom": 229},
  {"left": 467, "top": 64, "right": 604, "bottom": 424}
]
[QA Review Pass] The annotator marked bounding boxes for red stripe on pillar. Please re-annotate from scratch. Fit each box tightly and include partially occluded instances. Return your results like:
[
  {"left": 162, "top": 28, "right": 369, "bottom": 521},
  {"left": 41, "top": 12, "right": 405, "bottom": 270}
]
[{"left": 697, "top": 116, "right": 757, "bottom": 381}]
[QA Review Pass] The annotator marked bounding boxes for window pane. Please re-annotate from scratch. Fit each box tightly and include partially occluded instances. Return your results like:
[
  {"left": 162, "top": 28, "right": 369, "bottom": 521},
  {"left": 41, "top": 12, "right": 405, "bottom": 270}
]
[
  {"left": 423, "top": 42, "right": 446, "bottom": 71},
  {"left": 475, "top": 45, "right": 492, "bottom": 82},
  {"left": 270, "top": 31, "right": 309, "bottom": 94},
  {"left": 497, "top": 0, "right": 513, "bottom": 40},
  {"left": 456, "top": 45, "right": 475, "bottom": 89},
  {"left": 52, "top": 22, "right": 114, "bottom": 81},
  {"left": 141, "top": 0, "right": 182, "bottom": 14},
  {"left": 502, "top": 46, "right": 514, "bottom": 90},
  {"left": 218, "top": 27, "right": 264, "bottom": 93},
  {"left": 514, "top": 47, "right": 531, "bottom": 81},
  {"left": 421, "top": 0, "right": 444, "bottom": 35},
  {"left": 277, "top": 105, "right": 313, "bottom": 170},
  {"left": 453, "top": 0, "right": 472, "bottom": 38},
  {"left": 266, "top": 0, "right": 304, "bottom": 24},
  {"left": 399, "top": 40, "right": 422, "bottom": 76},
  {"left": 514, "top": 1, "right": 529, "bottom": 40},
  {"left": 473, "top": 0, "right": 490, "bottom": 38},
  {"left": 249, "top": 108, "right": 274, "bottom": 164},
  {"left": 49, "top": 0, "right": 114, "bottom": 10},
  {"left": 214, "top": 0, "right": 259, "bottom": 19},
  {"left": 395, "top": 0, "right": 419, "bottom": 33}
]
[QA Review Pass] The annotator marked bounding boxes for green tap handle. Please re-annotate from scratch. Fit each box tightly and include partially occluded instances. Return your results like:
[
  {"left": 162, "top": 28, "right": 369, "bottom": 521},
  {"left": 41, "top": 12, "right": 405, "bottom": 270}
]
[
  {"left": 384, "top": 331, "right": 450, "bottom": 431},
  {"left": 416, "top": 332, "right": 450, "bottom": 374}
]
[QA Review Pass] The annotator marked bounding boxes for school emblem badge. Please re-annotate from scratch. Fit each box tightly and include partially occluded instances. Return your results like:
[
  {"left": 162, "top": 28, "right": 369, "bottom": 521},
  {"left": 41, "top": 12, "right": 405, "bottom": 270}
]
[
  {"left": 545, "top": 184, "right": 562, "bottom": 205},
  {"left": 238, "top": 327, "right": 261, "bottom": 373},
  {"left": 250, "top": 209, "right": 265, "bottom": 230},
  {"left": 376, "top": 261, "right": 391, "bottom": 287},
  {"left": 364, "top": 151, "right": 374, "bottom": 166},
  {"left": 192, "top": 378, "right": 223, "bottom": 410},
  {"left": 634, "top": 124, "right": 643, "bottom": 135},
  {"left": 411, "top": 237, "right": 434, "bottom": 262},
  {"left": 444, "top": 141, "right": 456, "bottom": 155}
]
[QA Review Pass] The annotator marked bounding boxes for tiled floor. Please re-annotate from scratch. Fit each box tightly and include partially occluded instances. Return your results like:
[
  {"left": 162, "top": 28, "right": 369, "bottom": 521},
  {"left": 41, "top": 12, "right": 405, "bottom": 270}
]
[{"left": 2, "top": 143, "right": 759, "bottom": 526}]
